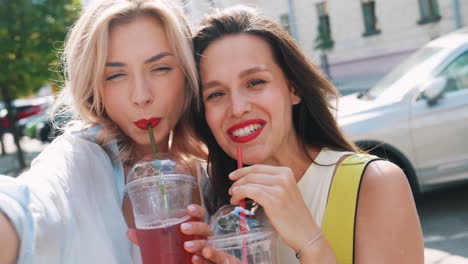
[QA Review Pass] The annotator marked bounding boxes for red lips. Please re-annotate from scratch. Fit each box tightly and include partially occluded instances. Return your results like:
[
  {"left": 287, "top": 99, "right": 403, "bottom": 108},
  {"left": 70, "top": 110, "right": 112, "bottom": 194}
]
[
  {"left": 134, "top": 118, "right": 161, "bottom": 130},
  {"left": 227, "top": 119, "right": 266, "bottom": 143}
]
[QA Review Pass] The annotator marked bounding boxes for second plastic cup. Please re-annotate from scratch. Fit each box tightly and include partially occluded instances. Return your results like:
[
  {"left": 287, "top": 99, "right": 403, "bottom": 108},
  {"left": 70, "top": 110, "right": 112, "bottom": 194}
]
[
  {"left": 125, "top": 154, "right": 198, "bottom": 264},
  {"left": 208, "top": 204, "right": 279, "bottom": 264},
  {"left": 209, "top": 228, "right": 278, "bottom": 264}
]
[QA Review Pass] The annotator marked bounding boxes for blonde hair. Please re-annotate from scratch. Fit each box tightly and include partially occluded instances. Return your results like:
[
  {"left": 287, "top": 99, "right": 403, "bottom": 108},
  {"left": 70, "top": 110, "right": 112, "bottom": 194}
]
[{"left": 56, "top": 0, "right": 206, "bottom": 163}]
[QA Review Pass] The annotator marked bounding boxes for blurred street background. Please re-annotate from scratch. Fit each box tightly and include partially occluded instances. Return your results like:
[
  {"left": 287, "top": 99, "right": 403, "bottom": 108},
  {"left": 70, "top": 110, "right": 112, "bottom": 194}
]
[{"left": 1, "top": 0, "right": 468, "bottom": 263}]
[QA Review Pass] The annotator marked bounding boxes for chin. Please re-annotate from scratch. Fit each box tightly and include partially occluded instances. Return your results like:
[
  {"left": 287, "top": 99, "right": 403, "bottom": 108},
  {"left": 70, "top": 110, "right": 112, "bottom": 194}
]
[
  {"left": 239, "top": 152, "right": 268, "bottom": 165},
  {"left": 125, "top": 131, "right": 149, "bottom": 145}
]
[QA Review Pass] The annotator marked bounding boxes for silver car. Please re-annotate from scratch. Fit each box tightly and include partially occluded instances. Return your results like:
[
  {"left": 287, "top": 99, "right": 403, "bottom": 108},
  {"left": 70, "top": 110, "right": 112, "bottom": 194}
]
[{"left": 338, "top": 28, "right": 468, "bottom": 195}]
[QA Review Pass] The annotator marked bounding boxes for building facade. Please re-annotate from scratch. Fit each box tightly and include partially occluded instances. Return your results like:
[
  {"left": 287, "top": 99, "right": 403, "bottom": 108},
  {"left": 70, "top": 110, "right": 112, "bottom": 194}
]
[
  {"left": 182, "top": 0, "right": 259, "bottom": 25},
  {"left": 243, "top": 0, "right": 467, "bottom": 92},
  {"left": 81, "top": 0, "right": 466, "bottom": 92}
]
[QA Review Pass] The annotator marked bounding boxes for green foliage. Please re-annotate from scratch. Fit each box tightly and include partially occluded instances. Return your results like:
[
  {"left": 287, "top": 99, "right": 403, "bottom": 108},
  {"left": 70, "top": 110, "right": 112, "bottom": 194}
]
[
  {"left": 314, "top": 23, "right": 334, "bottom": 51},
  {"left": 0, "top": 0, "right": 80, "bottom": 99}
]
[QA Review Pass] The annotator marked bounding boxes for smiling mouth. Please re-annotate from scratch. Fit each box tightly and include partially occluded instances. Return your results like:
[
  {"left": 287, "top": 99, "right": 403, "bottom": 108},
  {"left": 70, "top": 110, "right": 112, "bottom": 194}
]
[
  {"left": 231, "top": 123, "right": 263, "bottom": 137},
  {"left": 227, "top": 119, "right": 266, "bottom": 143}
]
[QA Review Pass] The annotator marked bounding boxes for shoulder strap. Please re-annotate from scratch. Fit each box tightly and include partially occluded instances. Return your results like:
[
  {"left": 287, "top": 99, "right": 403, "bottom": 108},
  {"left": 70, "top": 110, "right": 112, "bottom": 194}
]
[{"left": 322, "top": 153, "right": 380, "bottom": 264}]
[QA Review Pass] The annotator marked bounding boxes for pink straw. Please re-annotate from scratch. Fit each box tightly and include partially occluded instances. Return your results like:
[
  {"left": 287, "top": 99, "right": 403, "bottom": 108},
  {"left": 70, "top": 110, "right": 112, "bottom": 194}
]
[{"left": 237, "top": 146, "right": 248, "bottom": 264}]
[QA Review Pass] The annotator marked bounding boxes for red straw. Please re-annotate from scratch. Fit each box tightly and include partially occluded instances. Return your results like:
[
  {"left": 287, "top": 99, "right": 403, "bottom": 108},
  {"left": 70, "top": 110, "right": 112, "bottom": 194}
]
[{"left": 237, "top": 146, "right": 248, "bottom": 264}]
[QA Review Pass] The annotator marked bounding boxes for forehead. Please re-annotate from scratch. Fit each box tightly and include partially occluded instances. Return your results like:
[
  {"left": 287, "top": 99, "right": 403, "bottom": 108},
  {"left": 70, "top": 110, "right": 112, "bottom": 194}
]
[
  {"left": 200, "top": 34, "right": 276, "bottom": 74},
  {"left": 107, "top": 15, "right": 171, "bottom": 58}
]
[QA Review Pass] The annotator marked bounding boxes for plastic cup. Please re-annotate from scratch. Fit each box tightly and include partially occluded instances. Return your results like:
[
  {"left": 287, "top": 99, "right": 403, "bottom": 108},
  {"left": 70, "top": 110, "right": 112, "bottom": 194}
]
[
  {"left": 208, "top": 204, "right": 279, "bottom": 264},
  {"left": 125, "top": 154, "right": 198, "bottom": 264},
  {"left": 209, "top": 228, "right": 278, "bottom": 264}
]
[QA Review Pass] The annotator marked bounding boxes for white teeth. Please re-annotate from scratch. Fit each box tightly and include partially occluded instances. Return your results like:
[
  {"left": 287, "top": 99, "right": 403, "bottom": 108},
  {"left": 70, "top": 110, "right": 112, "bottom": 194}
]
[{"left": 232, "top": 123, "right": 262, "bottom": 137}]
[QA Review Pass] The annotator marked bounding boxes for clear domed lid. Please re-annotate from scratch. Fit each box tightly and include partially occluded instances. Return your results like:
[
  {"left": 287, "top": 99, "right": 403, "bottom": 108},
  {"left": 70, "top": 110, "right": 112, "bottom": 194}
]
[
  {"left": 126, "top": 153, "right": 194, "bottom": 185},
  {"left": 209, "top": 199, "right": 271, "bottom": 237}
]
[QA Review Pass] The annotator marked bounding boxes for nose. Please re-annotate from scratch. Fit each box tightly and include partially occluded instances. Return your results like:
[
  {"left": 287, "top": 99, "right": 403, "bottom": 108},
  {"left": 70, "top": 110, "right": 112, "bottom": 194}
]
[
  {"left": 131, "top": 75, "right": 154, "bottom": 108},
  {"left": 230, "top": 91, "right": 251, "bottom": 117}
]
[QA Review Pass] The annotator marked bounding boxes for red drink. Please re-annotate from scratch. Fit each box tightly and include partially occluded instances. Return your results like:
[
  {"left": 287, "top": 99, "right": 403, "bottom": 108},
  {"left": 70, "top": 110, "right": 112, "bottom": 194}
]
[{"left": 136, "top": 216, "right": 196, "bottom": 264}]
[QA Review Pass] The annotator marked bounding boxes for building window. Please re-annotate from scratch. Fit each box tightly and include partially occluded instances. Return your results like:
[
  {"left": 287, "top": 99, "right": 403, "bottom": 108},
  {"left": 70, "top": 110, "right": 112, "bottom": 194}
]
[
  {"left": 280, "top": 14, "right": 291, "bottom": 35},
  {"left": 316, "top": 2, "right": 332, "bottom": 41},
  {"left": 418, "top": 0, "right": 441, "bottom": 24},
  {"left": 361, "top": 0, "right": 380, "bottom": 36}
]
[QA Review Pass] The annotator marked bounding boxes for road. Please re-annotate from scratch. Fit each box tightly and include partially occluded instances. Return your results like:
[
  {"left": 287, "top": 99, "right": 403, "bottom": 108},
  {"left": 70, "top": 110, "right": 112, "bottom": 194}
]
[
  {"left": 418, "top": 184, "right": 468, "bottom": 263},
  {"left": 1, "top": 133, "right": 467, "bottom": 263}
]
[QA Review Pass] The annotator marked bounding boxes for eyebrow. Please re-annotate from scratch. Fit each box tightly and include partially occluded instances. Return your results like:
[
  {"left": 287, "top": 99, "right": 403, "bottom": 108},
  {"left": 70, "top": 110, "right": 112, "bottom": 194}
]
[
  {"left": 105, "top": 52, "right": 173, "bottom": 67},
  {"left": 239, "top": 66, "right": 269, "bottom": 78},
  {"left": 202, "top": 65, "right": 270, "bottom": 90}
]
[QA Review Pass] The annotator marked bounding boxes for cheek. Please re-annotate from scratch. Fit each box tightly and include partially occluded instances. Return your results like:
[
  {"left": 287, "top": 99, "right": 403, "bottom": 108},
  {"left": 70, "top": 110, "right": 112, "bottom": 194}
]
[
  {"left": 161, "top": 74, "right": 187, "bottom": 124},
  {"left": 205, "top": 106, "right": 223, "bottom": 137},
  {"left": 102, "top": 87, "right": 119, "bottom": 113}
]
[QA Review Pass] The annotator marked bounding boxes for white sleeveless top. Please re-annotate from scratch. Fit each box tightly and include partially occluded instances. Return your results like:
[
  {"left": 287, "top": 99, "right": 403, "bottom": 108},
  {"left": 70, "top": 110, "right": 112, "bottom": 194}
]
[{"left": 278, "top": 148, "right": 354, "bottom": 263}]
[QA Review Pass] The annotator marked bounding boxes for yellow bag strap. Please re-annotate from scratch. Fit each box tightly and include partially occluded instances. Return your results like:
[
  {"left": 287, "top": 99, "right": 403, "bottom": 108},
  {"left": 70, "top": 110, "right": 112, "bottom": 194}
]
[{"left": 322, "top": 153, "right": 380, "bottom": 264}]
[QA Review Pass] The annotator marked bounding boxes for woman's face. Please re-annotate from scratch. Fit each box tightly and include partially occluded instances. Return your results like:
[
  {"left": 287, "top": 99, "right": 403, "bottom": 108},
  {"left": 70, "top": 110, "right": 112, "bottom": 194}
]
[
  {"left": 200, "top": 34, "right": 300, "bottom": 165},
  {"left": 103, "top": 15, "right": 186, "bottom": 153}
]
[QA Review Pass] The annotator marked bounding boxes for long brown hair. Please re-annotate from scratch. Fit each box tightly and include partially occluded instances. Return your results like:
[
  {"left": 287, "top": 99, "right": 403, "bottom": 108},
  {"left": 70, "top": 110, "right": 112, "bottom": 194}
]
[{"left": 192, "top": 6, "right": 358, "bottom": 214}]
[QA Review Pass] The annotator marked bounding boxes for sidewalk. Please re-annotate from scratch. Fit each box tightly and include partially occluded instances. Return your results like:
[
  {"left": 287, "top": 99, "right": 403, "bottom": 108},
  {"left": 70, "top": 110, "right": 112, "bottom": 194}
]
[{"left": 0, "top": 133, "right": 48, "bottom": 176}]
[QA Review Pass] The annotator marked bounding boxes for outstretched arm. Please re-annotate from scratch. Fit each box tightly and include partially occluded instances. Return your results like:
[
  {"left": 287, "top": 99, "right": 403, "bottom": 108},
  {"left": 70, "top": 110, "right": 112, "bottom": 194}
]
[
  {"left": 355, "top": 160, "right": 424, "bottom": 263},
  {"left": 0, "top": 212, "right": 19, "bottom": 264}
]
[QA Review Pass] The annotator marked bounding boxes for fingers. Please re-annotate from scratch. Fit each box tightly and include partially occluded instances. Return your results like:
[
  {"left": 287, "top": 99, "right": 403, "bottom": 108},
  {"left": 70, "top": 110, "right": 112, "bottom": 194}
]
[
  {"left": 187, "top": 204, "right": 206, "bottom": 219},
  {"left": 184, "top": 239, "right": 208, "bottom": 253},
  {"left": 202, "top": 246, "right": 241, "bottom": 264},
  {"left": 229, "top": 164, "right": 282, "bottom": 180},
  {"left": 181, "top": 221, "right": 212, "bottom": 237},
  {"left": 228, "top": 166, "right": 296, "bottom": 199},
  {"left": 229, "top": 164, "right": 293, "bottom": 180},
  {"left": 126, "top": 229, "right": 139, "bottom": 246},
  {"left": 229, "top": 184, "right": 278, "bottom": 207},
  {"left": 229, "top": 174, "right": 278, "bottom": 191},
  {"left": 192, "top": 254, "right": 212, "bottom": 264},
  {"left": 190, "top": 244, "right": 238, "bottom": 264}
]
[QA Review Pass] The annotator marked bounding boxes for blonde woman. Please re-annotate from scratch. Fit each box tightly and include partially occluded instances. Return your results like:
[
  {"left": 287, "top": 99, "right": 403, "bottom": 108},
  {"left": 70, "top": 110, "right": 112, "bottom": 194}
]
[{"left": 0, "top": 0, "right": 205, "bottom": 263}]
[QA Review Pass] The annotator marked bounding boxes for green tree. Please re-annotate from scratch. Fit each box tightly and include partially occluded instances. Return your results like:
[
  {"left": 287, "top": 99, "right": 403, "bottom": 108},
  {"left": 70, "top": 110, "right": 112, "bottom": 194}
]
[
  {"left": 314, "top": 23, "right": 334, "bottom": 79},
  {"left": 0, "top": 0, "right": 79, "bottom": 169}
]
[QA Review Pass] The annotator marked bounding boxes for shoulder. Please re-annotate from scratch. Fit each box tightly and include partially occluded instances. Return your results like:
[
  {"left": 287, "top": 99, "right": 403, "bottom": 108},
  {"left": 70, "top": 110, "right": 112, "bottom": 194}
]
[
  {"left": 358, "top": 160, "right": 414, "bottom": 220},
  {"left": 354, "top": 160, "right": 424, "bottom": 262},
  {"left": 361, "top": 159, "right": 408, "bottom": 192},
  {"left": 43, "top": 132, "right": 107, "bottom": 158},
  {"left": 27, "top": 132, "right": 112, "bottom": 175}
]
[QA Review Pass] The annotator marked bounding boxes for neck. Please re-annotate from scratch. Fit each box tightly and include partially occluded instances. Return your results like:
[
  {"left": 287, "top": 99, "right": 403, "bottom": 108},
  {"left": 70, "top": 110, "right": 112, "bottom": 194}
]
[
  {"left": 134, "top": 141, "right": 170, "bottom": 159},
  {"left": 264, "top": 135, "right": 321, "bottom": 182}
]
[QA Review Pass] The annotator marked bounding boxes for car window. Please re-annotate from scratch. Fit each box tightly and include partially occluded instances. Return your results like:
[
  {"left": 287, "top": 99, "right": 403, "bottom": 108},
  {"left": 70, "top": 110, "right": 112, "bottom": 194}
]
[
  {"left": 364, "top": 46, "right": 445, "bottom": 100},
  {"left": 439, "top": 51, "right": 468, "bottom": 93}
]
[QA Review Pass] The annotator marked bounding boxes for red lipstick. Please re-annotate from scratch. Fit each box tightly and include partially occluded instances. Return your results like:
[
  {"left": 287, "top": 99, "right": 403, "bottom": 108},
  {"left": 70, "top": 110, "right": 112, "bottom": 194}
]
[
  {"left": 134, "top": 118, "right": 161, "bottom": 130},
  {"left": 227, "top": 119, "right": 266, "bottom": 143}
]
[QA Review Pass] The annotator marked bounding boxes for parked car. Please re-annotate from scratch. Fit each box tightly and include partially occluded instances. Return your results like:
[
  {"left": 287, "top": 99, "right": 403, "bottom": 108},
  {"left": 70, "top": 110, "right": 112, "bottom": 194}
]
[
  {"left": 22, "top": 107, "right": 72, "bottom": 142},
  {"left": 0, "top": 96, "right": 53, "bottom": 131},
  {"left": 338, "top": 28, "right": 468, "bottom": 195}
]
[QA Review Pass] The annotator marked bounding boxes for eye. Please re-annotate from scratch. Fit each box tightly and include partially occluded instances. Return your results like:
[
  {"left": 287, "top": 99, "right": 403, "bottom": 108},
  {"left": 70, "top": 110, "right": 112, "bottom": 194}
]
[
  {"left": 152, "top": 66, "right": 172, "bottom": 72},
  {"left": 206, "top": 91, "right": 225, "bottom": 101},
  {"left": 247, "top": 79, "right": 266, "bottom": 88},
  {"left": 106, "top": 73, "right": 125, "bottom": 81}
]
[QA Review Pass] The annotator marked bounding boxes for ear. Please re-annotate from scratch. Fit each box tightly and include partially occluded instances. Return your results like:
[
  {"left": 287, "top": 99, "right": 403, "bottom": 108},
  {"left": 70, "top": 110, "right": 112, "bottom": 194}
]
[{"left": 288, "top": 81, "right": 301, "bottom": 105}]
